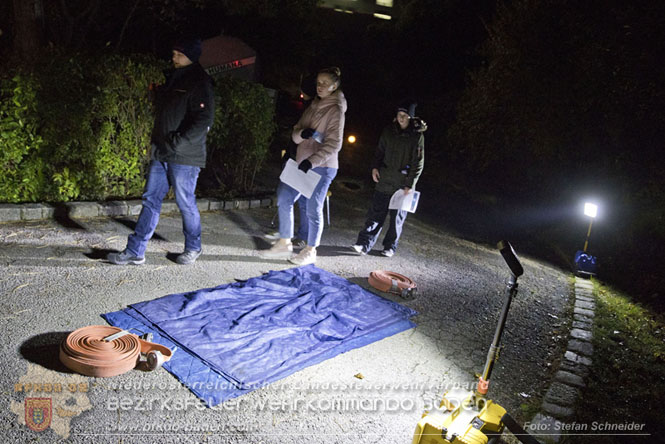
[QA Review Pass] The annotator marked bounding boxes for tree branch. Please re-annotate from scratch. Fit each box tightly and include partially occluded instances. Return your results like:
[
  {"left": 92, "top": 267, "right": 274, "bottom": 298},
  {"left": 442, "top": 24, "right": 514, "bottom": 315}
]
[{"left": 116, "top": 0, "right": 141, "bottom": 50}]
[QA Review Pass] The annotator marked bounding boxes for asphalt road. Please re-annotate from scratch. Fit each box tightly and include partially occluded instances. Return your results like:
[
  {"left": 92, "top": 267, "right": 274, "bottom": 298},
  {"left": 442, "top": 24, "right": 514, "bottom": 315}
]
[{"left": 0, "top": 180, "right": 571, "bottom": 443}]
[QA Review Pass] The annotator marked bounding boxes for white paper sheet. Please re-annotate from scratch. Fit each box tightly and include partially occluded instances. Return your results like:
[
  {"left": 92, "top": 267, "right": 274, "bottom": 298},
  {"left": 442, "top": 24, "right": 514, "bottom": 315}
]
[
  {"left": 388, "top": 189, "right": 420, "bottom": 213},
  {"left": 279, "top": 159, "right": 322, "bottom": 199}
]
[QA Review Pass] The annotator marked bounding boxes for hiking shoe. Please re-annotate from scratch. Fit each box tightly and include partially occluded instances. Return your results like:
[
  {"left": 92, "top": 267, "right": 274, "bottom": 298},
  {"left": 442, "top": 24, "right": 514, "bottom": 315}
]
[
  {"left": 289, "top": 247, "right": 317, "bottom": 266},
  {"left": 350, "top": 244, "right": 367, "bottom": 256},
  {"left": 259, "top": 242, "right": 293, "bottom": 259},
  {"left": 176, "top": 249, "right": 202, "bottom": 265},
  {"left": 107, "top": 249, "right": 145, "bottom": 265},
  {"left": 381, "top": 249, "right": 395, "bottom": 258}
]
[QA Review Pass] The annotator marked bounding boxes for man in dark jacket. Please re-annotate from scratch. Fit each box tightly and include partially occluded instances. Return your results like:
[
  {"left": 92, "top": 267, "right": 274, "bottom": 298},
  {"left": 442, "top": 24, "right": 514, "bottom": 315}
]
[
  {"left": 108, "top": 38, "right": 215, "bottom": 265},
  {"left": 351, "top": 100, "right": 426, "bottom": 257}
]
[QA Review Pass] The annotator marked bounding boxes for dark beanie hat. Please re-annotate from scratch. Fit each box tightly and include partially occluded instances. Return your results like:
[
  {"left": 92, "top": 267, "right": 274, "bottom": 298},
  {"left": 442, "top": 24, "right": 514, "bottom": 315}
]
[
  {"left": 397, "top": 100, "right": 417, "bottom": 118},
  {"left": 173, "top": 38, "right": 202, "bottom": 63}
]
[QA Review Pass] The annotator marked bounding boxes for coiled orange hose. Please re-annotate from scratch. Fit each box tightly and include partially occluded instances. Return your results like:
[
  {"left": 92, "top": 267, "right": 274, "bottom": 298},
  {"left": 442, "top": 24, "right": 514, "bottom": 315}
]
[{"left": 59, "top": 325, "right": 172, "bottom": 377}]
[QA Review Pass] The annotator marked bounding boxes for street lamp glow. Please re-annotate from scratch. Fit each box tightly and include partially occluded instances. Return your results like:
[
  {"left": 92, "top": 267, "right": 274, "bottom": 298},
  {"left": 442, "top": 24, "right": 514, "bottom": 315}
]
[
  {"left": 584, "top": 202, "right": 598, "bottom": 218},
  {"left": 347, "top": 135, "right": 356, "bottom": 144}
]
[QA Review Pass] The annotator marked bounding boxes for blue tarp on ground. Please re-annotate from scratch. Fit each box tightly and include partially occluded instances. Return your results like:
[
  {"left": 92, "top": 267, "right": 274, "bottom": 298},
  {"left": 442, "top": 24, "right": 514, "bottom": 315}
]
[{"left": 102, "top": 264, "right": 417, "bottom": 406}]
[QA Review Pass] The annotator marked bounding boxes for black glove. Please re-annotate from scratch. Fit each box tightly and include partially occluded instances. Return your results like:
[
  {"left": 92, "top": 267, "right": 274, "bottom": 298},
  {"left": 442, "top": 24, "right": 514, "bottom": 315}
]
[
  {"left": 300, "top": 128, "right": 315, "bottom": 139},
  {"left": 298, "top": 159, "right": 312, "bottom": 173}
]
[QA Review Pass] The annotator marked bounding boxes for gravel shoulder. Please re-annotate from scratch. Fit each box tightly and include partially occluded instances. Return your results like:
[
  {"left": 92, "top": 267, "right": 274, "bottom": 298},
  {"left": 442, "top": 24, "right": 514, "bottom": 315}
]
[{"left": 0, "top": 179, "right": 572, "bottom": 443}]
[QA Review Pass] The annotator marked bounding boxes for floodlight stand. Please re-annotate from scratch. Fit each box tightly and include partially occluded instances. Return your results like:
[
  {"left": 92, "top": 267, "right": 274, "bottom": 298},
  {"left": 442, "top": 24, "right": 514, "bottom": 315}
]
[{"left": 583, "top": 218, "right": 593, "bottom": 253}]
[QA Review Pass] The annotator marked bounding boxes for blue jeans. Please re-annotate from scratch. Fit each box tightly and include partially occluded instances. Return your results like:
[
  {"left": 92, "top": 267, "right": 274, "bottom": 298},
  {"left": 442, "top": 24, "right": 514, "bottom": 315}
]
[
  {"left": 127, "top": 160, "right": 201, "bottom": 257},
  {"left": 295, "top": 196, "right": 308, "bottom": 240},
  {"left": 277, "top": 167, "right": 337, "bottom": 247}
]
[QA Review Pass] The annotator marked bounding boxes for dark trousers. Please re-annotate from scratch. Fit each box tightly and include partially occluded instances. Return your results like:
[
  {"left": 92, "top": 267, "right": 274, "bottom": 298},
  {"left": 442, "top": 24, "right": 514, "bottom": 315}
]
[{"left": 355, "top": 191, "right": 407, "bottom": 252}]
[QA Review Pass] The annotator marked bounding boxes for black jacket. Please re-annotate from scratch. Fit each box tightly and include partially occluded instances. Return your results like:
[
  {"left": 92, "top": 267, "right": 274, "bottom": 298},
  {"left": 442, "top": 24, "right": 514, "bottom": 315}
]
[
  {"left": 371, "top": 119, "right": 426, "bottom": 194},
  {"left": 151, "top": 63, "right": 215, "bottom": 167}
]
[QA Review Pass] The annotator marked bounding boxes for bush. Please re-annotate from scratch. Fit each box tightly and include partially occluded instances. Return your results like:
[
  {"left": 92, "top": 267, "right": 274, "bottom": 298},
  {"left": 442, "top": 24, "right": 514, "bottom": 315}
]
[
  {"left": 0, "top": 51, "right": 165, "bottom": 203},
  {"left": 0, "top": 72, "right": 45, "bottom": 202},
  {"left": 36, "top": 52, "right": 165, "bottom": 201},
  {"left": 0, "top": 52, "right": 276, "bottom": 203},
  {"left": 203, "top": 76, "right": 276, "bottom": 196}
]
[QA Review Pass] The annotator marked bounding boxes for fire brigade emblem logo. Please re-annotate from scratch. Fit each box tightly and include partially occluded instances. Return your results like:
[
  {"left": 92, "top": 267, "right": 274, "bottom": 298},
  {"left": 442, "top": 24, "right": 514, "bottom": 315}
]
[{"left": 25, "top": 398, "right": 52, "bottom": 432}]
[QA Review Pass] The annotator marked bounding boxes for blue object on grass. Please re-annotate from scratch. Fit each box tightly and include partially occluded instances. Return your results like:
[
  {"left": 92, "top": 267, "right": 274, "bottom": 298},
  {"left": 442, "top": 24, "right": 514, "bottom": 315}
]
[
  {"left": 574, "top": 250, "right": 598, "bottom": 275},
  {"left": 102, "top": 264, "right": 417, "bottom": 406}
]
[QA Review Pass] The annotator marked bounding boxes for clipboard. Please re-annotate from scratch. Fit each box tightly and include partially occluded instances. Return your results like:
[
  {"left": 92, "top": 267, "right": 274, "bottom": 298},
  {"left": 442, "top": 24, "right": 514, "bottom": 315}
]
[{"left": 279, "top": 159, "right": 322, "bottom": 198}]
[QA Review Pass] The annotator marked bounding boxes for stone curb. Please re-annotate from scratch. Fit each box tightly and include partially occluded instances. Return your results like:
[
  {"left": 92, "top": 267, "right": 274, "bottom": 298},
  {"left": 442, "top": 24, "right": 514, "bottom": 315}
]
[
  {"left": 527, "top": 277, "right": 596, "bottom": 443},
  {"left": 0, "top": 197, "right": 275, "bottom": 223}
]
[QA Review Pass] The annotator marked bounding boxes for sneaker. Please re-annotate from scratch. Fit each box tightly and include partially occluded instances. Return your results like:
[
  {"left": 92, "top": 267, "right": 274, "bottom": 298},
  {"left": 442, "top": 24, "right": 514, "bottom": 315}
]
[
  {"left": 259, "top": 242, "right": 293, "bottom": 259},
  {"left": 289, "top": 247, "right": 317, "bottom": 265},
  {"left": 264, "top": 231, "right": 280, "bottom": 241},
  {"left": 381, "top": 249, "right": 395, "bottom": 258},
  {"left": 107, "top": 249, "right": 145, "bottom": 265},
  {"left": 350, "top": 244, "right": 367, "bottom": 256},
  {"left": 176, "top": 249, "right": 202, "bottom": 265},
  {"left": 292, "top": 238, "right": 307, "bottom": 249}
]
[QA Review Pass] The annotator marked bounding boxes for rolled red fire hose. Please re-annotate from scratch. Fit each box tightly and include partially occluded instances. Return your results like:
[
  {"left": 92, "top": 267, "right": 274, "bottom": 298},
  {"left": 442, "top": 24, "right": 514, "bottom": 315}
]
[
  {"left": 368, "top": 270, "right": 417, "bottom": 299},
  {"left": 59, "top": 325, "right": 173, "bottom": 377}
]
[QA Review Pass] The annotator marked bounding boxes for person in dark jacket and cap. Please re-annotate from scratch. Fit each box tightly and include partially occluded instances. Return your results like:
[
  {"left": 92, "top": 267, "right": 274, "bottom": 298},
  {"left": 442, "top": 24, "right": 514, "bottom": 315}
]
[
  {"left": 108, "top": 37, "right": 215, "bottom": 266},
  {"left": 351, "top": 99, "right": 426, "bottom": 257}
]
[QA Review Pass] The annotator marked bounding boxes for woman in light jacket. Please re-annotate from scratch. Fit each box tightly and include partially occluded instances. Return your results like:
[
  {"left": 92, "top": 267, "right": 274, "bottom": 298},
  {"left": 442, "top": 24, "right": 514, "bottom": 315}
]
[{"left": 260, "top": 67, "right": 347, "bottom": 265}]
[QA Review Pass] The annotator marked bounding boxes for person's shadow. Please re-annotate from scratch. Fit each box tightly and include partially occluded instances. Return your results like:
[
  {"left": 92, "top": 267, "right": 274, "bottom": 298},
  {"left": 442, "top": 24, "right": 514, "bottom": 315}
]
[
  {"left": 111, "top": 217, "right": 169, "bottom": 241},
  {"left": 84, "top": 248, "right": 115, "bottom": 260},
  {"left": 52, "top": 205, "right": 86, "bottom": 230},
  {"left": 85, "top": 217, "right": 171, "bottom": 262},
  {"left": 315, "top": 245, "right": 363, "bottom": 257}
]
